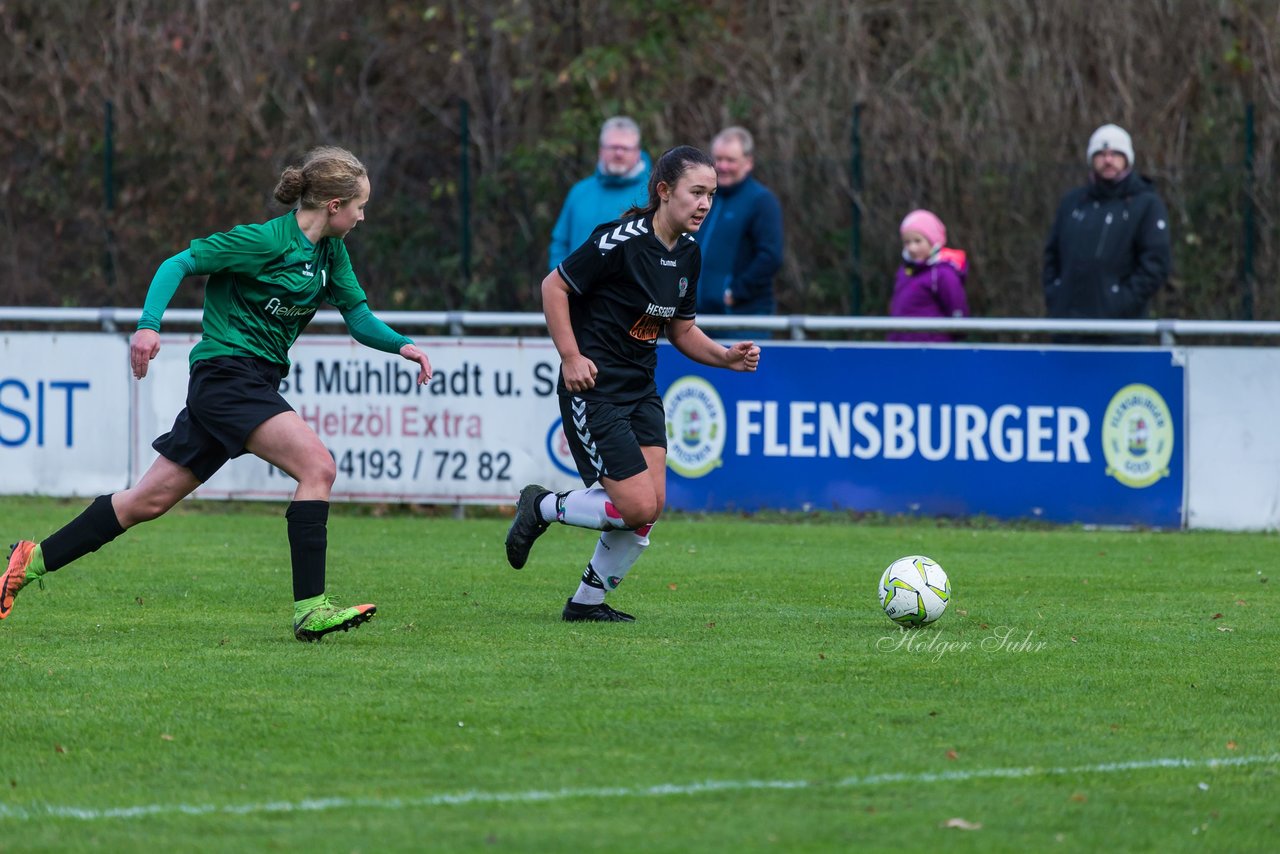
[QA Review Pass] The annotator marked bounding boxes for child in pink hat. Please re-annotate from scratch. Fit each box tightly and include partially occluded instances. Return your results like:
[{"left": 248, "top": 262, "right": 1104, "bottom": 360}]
[{"left": 888, "top": 209, "right": 970, "bottom": 342}]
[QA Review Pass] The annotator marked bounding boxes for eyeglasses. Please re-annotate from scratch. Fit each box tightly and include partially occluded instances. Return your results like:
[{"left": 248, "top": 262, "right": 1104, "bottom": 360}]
[{"left": 602, "top": 144, "right": 639, "bottom": 153}]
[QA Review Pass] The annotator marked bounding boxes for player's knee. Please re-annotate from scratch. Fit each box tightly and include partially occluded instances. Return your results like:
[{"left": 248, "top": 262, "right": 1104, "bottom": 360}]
[
  {"left": 619, "top": 497, "right": 659, "bottom": 529},
  {"left": 123, "top": 492, "right": 176, "bottom": 525},
  {"left": 316, "top": 453, "right": 338, "bottom": 488},
  {"left": 299, "top": 451, "right": 337, "bottom": 489}
]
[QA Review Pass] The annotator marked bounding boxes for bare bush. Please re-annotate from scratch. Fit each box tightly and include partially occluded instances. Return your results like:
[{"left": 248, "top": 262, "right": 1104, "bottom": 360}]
[{"left": 0, "top": 0, "right": 1275, "bottom": 322}]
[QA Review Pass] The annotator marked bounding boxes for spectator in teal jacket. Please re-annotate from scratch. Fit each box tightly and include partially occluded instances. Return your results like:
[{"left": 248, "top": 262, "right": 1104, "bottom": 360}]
[{"left": 548, "top": 116, "right": 651, "bottom": 270}]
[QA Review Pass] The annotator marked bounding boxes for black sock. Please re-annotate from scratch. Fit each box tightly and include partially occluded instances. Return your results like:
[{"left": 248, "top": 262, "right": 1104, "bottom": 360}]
[
  {"left": 287, "top": 500, "right": 329, "bottom": 601},
  {"left": 39, "top": 494, "right": 126, "bottom": 572}
]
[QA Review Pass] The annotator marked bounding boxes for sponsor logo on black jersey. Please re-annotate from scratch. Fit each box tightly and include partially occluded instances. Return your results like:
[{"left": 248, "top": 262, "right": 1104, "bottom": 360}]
[{"left": 629, "top": 303, "right": 676, "bottom": 343}]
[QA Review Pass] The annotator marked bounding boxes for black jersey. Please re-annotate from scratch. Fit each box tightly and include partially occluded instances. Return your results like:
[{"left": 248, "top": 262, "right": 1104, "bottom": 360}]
[{"left": 556, "top": 214, "right": 700, "bottom": 401}]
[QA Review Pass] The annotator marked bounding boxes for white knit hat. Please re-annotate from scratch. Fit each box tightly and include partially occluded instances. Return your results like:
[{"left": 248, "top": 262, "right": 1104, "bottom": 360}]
[{"left": 1087, "top": 123, "right": 1134, "bottom": 168}]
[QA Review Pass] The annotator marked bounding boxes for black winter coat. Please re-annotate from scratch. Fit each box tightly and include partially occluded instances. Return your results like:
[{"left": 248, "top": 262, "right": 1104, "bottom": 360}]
[{"left": 1042, "top": 170, "right": 1172, "bottom": 319}]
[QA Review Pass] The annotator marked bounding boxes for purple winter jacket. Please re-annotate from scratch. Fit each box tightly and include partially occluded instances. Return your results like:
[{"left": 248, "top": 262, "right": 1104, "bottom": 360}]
[{"left": 887, "top": 248, "right": 970, "bottom": 342}]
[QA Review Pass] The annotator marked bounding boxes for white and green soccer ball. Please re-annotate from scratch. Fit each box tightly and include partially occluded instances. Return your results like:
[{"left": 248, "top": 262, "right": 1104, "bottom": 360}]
[{"left": 878, "top": 555, "right": 951, "bottom": 627}]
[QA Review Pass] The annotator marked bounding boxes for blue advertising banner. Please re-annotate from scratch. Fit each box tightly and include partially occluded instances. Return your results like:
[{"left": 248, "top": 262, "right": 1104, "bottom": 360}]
[{"left": 655, "top": 344, "right": 1185, "bottom": 527}]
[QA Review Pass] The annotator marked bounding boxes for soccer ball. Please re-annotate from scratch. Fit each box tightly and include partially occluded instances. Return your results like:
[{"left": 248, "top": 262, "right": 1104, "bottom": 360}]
[{"left": 878, "top": 555, "right": 951, "bottom": 627}]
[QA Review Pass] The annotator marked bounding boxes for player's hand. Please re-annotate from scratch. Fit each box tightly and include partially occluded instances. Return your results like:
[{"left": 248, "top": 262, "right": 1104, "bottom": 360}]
[
  {"left": 725, "top": 341, "right": 760, "bottom": 372},
  {"left": 130, "top": 329, "right": 161, "bottom": 380},
  {"left": 400, "top": 344, "right": 433, "bottom": 385},
  {"left": 562, "top": 354, "right": 598, "bottom": 392}
]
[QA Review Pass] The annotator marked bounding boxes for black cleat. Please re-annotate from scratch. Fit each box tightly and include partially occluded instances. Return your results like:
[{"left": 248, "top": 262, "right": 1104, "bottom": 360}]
[
  {"left": 562, "top": 598, "right": 636, "bottom": 622},
  {"left": 505, "top": 484, "right": 551, "bottom": 569}
]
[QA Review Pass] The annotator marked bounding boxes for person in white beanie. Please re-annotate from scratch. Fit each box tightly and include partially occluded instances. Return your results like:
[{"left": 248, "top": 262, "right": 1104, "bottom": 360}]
[{"left": 1042, "top": 122, "right": 1172, "bottom": 342}]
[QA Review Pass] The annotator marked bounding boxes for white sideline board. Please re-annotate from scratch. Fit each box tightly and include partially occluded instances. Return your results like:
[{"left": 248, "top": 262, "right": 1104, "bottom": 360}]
[
  {"left": 131, "top": 335, "right": 583, "bottom": 503},
  {"left": 1184, "top": 347, "right": 1280, "bottom": 530},
  {"left": 0, "top": 333, "right": 131, "bottom": 496}
]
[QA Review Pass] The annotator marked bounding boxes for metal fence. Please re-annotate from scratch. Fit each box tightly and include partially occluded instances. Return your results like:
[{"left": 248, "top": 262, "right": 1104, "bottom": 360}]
[{"left": 4, "top": 307, "right": 1280, "bottom": 346}]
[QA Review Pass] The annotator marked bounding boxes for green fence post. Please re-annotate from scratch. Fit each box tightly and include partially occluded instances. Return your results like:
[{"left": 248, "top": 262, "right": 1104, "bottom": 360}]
[
  {"left": 850, "top": 102, "right": 863, "bottom": 316},
  {"left": 459, "top": 98, "right": 472, "bottom": 289},
  {"left": 1241, "top": 101, "right": 1255, "bottom": 320},
  {"left": 103, "top": 100, "right": 117, "bottom": 293}
]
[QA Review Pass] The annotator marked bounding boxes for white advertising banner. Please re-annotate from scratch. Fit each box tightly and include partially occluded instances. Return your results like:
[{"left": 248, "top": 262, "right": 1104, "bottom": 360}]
[
  {"left": 133, "top": 336, "right": 584, "bottom": 503},
  {"left": 1185, "top": 347, "right": 1280, "bottom": 530},
  {"left": 0, "top": 333, "right": 131, "bottom": 496}
]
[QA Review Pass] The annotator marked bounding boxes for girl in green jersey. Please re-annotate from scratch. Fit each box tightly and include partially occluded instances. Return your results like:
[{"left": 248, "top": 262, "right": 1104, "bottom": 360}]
[{"left": 2, "top": 147, "right": 432, "bottom": 641}]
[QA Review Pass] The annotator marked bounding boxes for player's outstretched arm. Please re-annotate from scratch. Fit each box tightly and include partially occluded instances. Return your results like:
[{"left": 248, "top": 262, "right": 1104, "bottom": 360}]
[
  {"left": 722, "top": 340, "right": 762, "bottom": 372},
  {"left": 667, "top": 318, "right": 760, "bottom": 372},
  {"left": 343, "top": 302, "right": 431, "bottom": 385},
  {"left": 399, "top": 343, "right": 432, "bottom": 385},
  {"left": 130, "top": 329, "right": 161, "bottom": 380},
  {"left": 132, "top": 249, "right": 201, "bottom": 380}
]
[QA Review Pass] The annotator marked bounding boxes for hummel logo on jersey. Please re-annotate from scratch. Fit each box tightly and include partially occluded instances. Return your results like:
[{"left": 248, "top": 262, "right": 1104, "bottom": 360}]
[
  {"left": 660, "top": 259, "right": 676, "bottom": 267},
  {"left": 597, "top": 218, "right": 649, "bottom": 252}
]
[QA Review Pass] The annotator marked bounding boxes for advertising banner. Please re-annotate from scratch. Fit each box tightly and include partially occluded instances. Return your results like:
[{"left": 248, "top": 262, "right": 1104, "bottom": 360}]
[
  {"left": 656, "top": 344, "right": 1186, "bottom": 526},
  {"left": 134, "top": 336, "right": 582, "bottom": 502},
  {"left": 0, "top": 333, "right": 1192, "bottom": 526},
  {"left": 0, "top": 333, "right": 131, "bottom": 496},
  {"left": 1185, "top": 347, "right": 1280, "bottom": 530}
]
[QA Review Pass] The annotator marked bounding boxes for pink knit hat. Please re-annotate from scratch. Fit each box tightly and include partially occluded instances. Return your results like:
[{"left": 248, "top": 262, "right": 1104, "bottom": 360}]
[{"left": 900, "top": 209, "right": 947, "bottom": 249}]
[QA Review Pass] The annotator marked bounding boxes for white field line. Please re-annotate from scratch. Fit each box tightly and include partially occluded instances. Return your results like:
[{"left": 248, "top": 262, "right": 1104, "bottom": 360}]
[{"left": 0, "top": 753, "right": 1276, "bottom": 822}]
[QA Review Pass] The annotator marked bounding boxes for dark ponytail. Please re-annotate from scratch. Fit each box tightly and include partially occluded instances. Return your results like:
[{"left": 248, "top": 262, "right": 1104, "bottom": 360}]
[{"left": 622, "top": 145, "right": 715, "bottom": 218}]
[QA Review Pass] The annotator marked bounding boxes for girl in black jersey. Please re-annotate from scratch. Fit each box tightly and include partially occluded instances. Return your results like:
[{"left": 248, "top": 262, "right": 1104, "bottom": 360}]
[{"left": 505, "top": 146, "right": 761, "bottom": 621}]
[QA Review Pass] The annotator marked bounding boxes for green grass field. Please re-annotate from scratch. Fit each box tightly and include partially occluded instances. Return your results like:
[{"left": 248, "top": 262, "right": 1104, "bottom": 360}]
[{"left": 1, "top": 496, "right": 1276, "bottom": 852}]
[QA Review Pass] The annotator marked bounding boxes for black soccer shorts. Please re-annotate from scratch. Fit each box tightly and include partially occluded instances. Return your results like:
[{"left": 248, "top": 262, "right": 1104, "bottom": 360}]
[
  {"left": 152, "top": 356, "right": 294, "bottom": 482},
  {"left": 559, "top": 392, "right": 667, "bottom": 487}
]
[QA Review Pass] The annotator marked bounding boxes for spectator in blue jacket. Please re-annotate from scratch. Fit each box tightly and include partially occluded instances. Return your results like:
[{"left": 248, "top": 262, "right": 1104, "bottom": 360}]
[
  {"left": 695, "top": 126, "right": 784, "bottom": 336},
  {"left": 548, "top": 116, "right": 651, "bottom": 270}
]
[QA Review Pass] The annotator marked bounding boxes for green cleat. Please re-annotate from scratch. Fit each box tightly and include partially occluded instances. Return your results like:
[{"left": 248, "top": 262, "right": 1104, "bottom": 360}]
[
  {"left": 1, "top": 541, "right": 46, "bottom": 620},
  {"left": 293, "top": 595, "right": 376, "bottom": 642}
]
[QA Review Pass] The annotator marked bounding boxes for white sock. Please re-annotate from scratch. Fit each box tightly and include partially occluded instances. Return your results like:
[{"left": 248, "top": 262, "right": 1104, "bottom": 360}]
[
  {"left": 550, "top": 487, "right": 628, "bottom": 530},
  {"left": 571, "top": 575, "right": 606, "bottom": 606},
  {"left": 570, "top": 524, "right": 652, "bottom": 605},
  {"left": 537, "top": 492, "right": 557, "bottom": 523}
]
